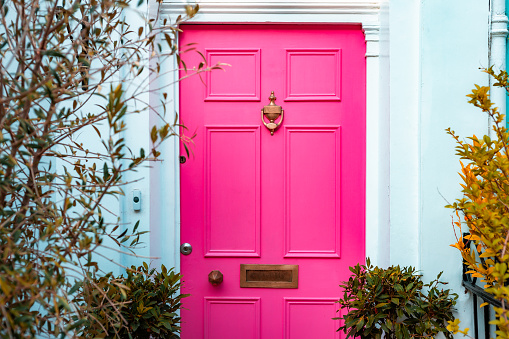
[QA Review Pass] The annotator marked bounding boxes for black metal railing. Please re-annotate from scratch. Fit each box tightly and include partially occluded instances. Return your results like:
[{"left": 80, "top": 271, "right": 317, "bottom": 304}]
[{"left": 462, "top": 233, "right": 501, "bottom": 339}]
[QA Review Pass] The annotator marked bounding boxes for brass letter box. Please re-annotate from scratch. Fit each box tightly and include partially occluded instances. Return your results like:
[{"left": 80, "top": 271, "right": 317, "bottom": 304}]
[{"left": 240, "top": 264, "right": 298, "bottom": 289}]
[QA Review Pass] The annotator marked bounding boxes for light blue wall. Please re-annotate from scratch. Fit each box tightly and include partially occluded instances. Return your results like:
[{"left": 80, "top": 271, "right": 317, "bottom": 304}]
[
  {"left": 117, "top": 3, "right": 182, "bottom": 274},
  {"left": 389, "top": 0, "right": 421, "bottom": 270},
  {"left": 90, "top": 0, "right": 161, "bottom": 275},
  {"left": 420, "top": 0, "right": 489, "bottom": 332},
  {"left": 390, "top": 0, "right": 490, "bottom": 333}
]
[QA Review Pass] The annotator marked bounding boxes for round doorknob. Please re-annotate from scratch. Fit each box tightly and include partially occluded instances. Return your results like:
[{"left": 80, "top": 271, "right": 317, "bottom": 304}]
[
  {"left": 208, "top": 270, "right": 223, "bottom": 286},
  {"left": 180, "top": 243, "right": 192, "bottom": 255}
]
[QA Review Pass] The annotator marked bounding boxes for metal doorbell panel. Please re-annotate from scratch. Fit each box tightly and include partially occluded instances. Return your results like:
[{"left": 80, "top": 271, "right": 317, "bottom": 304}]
[{"left": 133, "top": 189, "right": 141, "bottom": 211}]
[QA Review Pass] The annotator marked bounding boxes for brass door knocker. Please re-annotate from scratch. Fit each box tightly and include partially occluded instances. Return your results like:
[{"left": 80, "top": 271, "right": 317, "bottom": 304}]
[{"left": 261, "top": 91, "right": 284, "bottom": 135}]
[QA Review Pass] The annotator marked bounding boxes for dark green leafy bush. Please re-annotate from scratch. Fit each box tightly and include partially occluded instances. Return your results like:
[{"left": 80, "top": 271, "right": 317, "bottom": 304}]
[
  {"left": 335, "top": 259, "right": 458, "bottom": 339},
  {"left": 78, "top": 263, "right": 188, "bottom": 339}
]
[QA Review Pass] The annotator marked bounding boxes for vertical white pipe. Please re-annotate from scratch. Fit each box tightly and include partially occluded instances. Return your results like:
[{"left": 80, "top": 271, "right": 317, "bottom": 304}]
[
  {"left": 489, "top": 3, "right": 508, "bottom": 334},
  {"left": 490, "top": 0, "right": 508, "bottom": 121}
]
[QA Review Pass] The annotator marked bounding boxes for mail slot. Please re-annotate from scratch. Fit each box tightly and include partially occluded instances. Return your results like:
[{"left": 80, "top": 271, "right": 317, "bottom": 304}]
[{"left": 240, "top": 264, "right": 298, "bottom": 289}]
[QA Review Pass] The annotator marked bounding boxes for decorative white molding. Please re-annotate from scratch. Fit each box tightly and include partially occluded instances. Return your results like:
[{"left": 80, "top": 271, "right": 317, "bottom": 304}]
[
  {"left": 162, "top": 2, "right": 380, "bottom": 15},
  {"left": 162, "top": 1, "right": 380, "bottom": 24},
  {"left": 491, "top": 14, "right": 509, "bottom": 37},
  {"left": 157, "top": 1, "right": 385, "bottom": 266},
  {"left": 363, "top": 23, "right": 380, "bottom": 57}
]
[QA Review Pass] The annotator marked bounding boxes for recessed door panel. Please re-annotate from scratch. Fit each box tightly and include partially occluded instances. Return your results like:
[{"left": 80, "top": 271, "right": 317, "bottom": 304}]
[
  {"left": 284, "top": 127, "right": 341, "bottom": 258},
  {"left": 205, "top": 49, "right": 261, "bottom": 101},
  {"left": 204, "top": 298, "right": 261, "bottom": 339},
  {"left": 205, "top": 126, "right": 261, "bottom": 257},
  {"left": 285, "top": 49, "right": 342, "bottom": 101},
  {"left": 284, "top": 299, "right": 340, "bottom": 339}
]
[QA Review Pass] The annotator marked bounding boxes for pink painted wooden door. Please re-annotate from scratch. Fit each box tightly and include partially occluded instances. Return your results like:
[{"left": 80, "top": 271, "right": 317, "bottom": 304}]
[{"left": 179, "top": 25, "right": 365, "bottom": 339}]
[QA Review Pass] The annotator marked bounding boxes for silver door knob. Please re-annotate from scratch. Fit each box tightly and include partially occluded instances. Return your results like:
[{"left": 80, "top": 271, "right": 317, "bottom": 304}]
[{"left": 180, "top": 243, "right": 192, "bottom": 255}]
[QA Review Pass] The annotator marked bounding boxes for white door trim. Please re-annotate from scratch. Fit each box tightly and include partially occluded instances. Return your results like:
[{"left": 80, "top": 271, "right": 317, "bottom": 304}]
[{"left": 152, "top": 1, "right": 388, "bottom": 271}]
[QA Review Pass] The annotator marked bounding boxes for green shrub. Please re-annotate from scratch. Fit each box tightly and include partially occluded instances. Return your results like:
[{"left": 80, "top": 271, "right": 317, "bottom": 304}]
[
  {"left": 335, "top": 259, "right": 457, "bottom": 339},
  {"left": 78, "top": 263, "right": 188, "bottom": 339}
]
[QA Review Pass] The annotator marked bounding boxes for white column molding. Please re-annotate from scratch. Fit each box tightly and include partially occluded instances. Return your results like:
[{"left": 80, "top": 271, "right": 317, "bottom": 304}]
[
  {"left": 363, "top": 23, "right": 380, "bottom": 58},
  {"left": 156, "top": 1, "right": 385, "bottom": 267},
  {"left": 362, "top": 21, "right": 388, "bottom": 266},
  {"left": 490, "top": 0, "right": 508, "bottom": 122}
]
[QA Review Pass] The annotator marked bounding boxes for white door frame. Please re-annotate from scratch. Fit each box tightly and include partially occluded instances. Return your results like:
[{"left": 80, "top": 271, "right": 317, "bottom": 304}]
[{"left": 150, "top": 1, "right": 389, "bottom": 272}]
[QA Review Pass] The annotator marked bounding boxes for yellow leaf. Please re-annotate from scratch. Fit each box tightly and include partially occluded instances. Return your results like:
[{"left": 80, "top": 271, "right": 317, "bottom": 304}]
[
  {"left": 479, "top": 251, "right": 495, "bottom": 258},
  {"left": 459, "top": 328, "right": 470, "bottom": 335},
  {"left": 465, "top": 234, "right": 480, "bottom": 241},
  {"left": 0, "top": 279, "right": 11, "bottom": 295}
]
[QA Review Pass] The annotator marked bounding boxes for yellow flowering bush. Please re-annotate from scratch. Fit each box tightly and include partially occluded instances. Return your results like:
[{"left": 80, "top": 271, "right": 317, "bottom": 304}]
[{"left": 448, "top": 67, "right": 509, "bottom": 338}]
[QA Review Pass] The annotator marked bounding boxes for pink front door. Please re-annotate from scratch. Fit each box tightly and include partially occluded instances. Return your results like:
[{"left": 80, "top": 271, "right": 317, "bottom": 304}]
[{"left": 179, "top": 25, "right": 366, "bottom": 339}]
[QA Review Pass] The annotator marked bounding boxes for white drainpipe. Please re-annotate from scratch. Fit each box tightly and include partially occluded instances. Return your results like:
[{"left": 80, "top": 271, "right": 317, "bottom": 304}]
[{"left": 490, "top": 0, "right": 508, "bottom": 122}]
